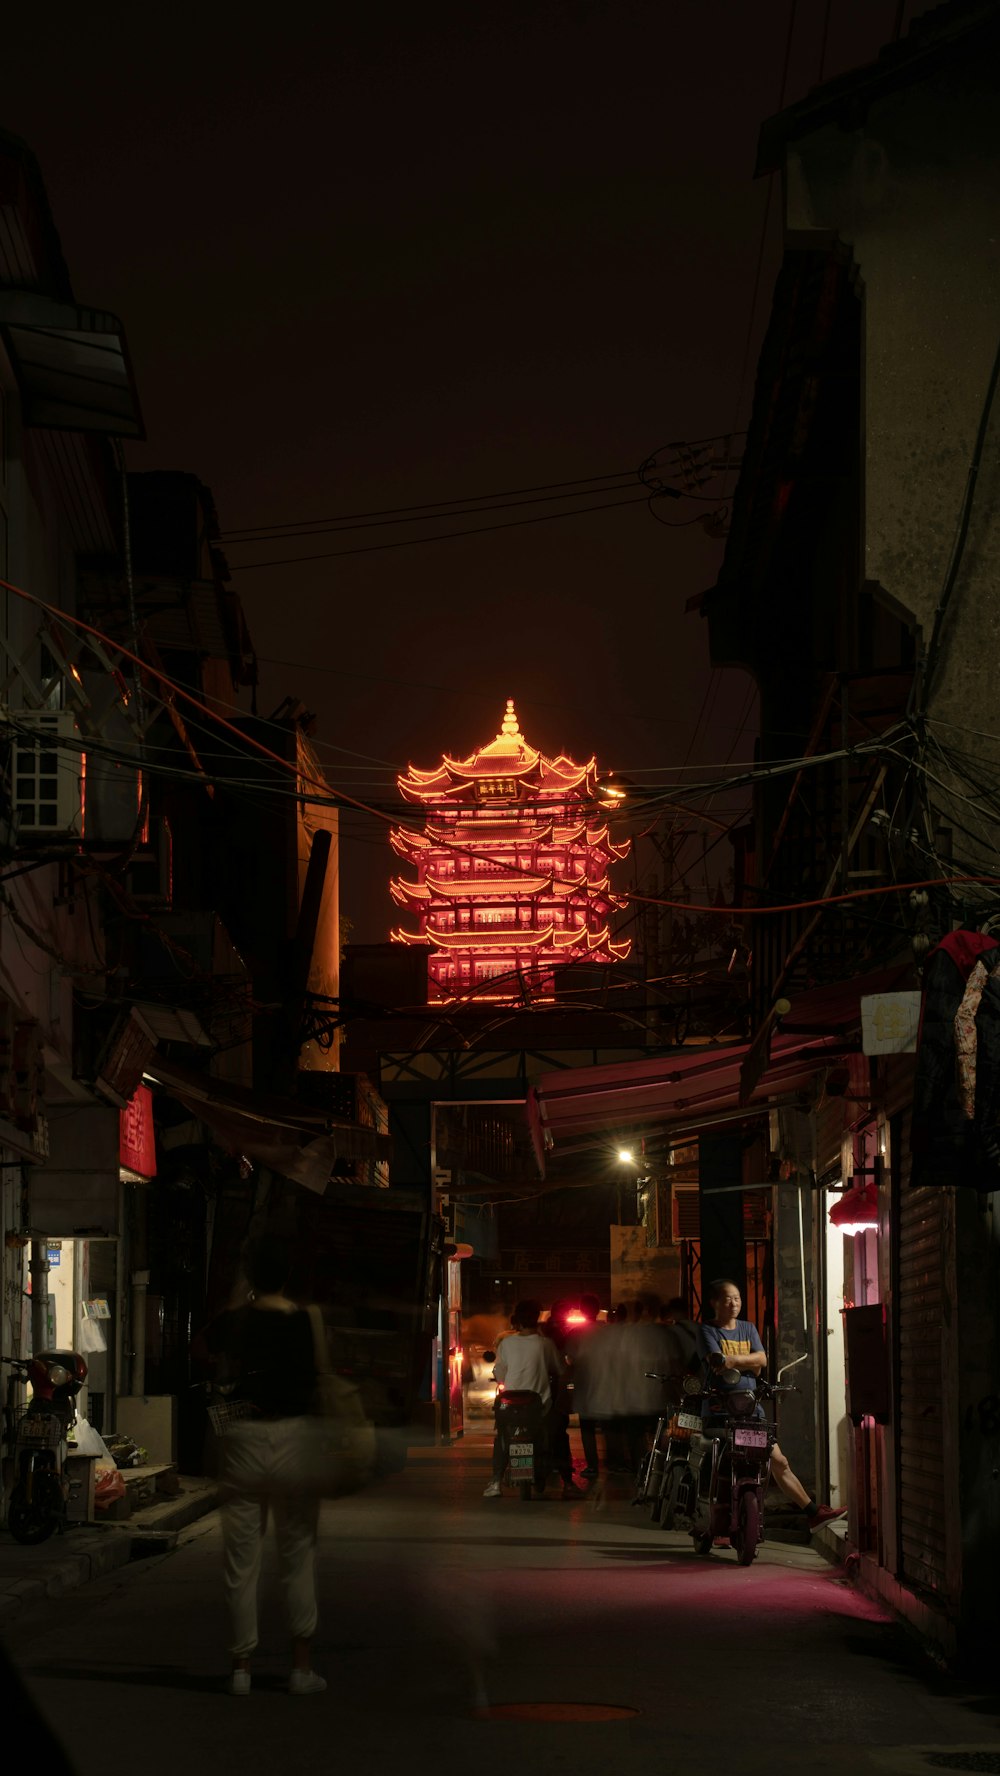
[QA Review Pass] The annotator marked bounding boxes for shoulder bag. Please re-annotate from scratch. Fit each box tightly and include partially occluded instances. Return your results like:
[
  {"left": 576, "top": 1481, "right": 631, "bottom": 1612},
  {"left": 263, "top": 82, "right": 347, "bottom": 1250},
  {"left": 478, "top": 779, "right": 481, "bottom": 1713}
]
[{"left": 294, "top": 1305, "right": 377, "bottom": 1499}]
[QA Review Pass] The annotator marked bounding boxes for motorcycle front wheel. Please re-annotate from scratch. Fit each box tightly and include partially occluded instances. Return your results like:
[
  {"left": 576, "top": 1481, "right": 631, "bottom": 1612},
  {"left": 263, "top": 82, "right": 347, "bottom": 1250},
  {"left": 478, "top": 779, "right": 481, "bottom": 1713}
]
[
  {"left": 735, "top": 1490, "right": 760, "bottom": 1566},
  {"left": 661, "top": 1464, "right": 686, "bottom": 1530},
  {"left": 8, "top": 1479, "right": 60, "bottom": 1546},
  {"left": 519, "top": 1480, "right": 532, "bottom": 1502}
]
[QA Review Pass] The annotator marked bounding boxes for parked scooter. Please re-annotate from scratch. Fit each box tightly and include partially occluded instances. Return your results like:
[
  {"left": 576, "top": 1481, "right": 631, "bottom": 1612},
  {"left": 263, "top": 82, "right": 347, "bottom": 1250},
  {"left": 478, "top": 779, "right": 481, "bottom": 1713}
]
[
  {"left": 637, "top": 1369, "right": 706, "bottom": 1526},
  {"left": 2, "top": 1349, "right": 88, "bottom": 1544},
  {"left": 670, "top": 1376, "right": 797, "bottom": 1565}
]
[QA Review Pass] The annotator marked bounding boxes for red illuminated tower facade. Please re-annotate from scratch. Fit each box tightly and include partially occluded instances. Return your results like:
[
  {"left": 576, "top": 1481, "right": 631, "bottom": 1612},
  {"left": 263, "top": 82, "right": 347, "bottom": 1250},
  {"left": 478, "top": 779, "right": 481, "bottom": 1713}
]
[{"left": 390, "top": 700, "right": 632, "bottom": 1003}]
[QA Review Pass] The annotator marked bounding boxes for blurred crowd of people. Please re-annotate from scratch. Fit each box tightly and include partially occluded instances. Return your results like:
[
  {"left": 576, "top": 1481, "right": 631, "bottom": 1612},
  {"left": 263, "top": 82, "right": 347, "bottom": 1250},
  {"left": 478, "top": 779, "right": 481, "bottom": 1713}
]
[{"left": 483, "top": 1292, "right": 698, "bottom": 1495}]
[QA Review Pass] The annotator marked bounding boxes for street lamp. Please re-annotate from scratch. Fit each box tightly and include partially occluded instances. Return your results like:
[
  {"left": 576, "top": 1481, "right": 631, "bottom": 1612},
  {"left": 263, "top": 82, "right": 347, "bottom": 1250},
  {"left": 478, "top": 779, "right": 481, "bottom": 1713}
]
[{"left": 617, "top": 1147, "right": 635, "bottom": 1165}]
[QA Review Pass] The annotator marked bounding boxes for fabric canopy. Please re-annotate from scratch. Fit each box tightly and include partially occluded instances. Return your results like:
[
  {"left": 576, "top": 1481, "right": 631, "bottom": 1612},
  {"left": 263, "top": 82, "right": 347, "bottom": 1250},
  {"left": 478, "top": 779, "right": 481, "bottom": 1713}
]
[
  {"left": 144, "top": 1055, "right": 392, "bottom": 1195},
  {"left": 530, "top": 967, "right": 913, "bottom": 1150}
]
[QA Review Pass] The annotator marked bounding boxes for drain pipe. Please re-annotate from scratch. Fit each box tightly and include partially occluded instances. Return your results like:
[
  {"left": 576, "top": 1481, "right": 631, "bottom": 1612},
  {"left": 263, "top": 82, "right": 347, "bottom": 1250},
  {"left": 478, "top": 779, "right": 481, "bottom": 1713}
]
[
  {"left": 130, "top": 1269, "right": 150, "bottom": 1396},
  {"left": 29, "top": 1240, "right": 50, "bottom": 1354}
]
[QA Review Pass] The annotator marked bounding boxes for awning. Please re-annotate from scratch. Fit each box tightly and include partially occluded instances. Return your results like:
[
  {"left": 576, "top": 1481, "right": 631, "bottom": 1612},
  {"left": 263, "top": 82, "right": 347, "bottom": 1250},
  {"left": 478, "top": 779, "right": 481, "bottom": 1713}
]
[
  {"left": 0, "top": 291, "right": 144, "bottom": 438},
  {"left": 530, "top": 967, "right": 912, "bottom": 1151},
  {"left": 530, "top": 1033, "right": 849, "bottom": 1147},
  {"left": 144, "top": 1055, "right": 392, "bottom": 1196}
]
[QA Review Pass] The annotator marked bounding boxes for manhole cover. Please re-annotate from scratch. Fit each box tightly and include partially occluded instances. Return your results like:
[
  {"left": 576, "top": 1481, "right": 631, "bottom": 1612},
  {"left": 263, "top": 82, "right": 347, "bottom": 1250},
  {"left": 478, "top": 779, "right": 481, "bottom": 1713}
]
[
  {"left": 927, "top": 1758, "right": 1000, "bottom": 1772},
  {"left": 471, "top": 1703, "right": 637, "bottom": 1722}
]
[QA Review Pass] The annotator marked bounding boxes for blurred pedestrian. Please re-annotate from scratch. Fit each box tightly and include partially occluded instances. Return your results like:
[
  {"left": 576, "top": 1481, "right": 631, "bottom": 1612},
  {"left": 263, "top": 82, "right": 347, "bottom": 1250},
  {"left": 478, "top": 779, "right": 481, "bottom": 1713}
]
[
  {"left": 574, "top": 1304, "right": 632, "bottom": 1472},
  {"left": 660, "top": 1295, "right": 700, "bottom": 1370},
  {"left": 542, "top": 1301, "right": 584, "bottom": 1496},
  {"left": 564, "top": 1293, "right": 603, "bottom": 1478},
  {"left": 200, "top": 1237, "right": 328, "bottom": 1697},
  {"left": 618, "top": 1295, "right": 677, "bottom": 1471}
]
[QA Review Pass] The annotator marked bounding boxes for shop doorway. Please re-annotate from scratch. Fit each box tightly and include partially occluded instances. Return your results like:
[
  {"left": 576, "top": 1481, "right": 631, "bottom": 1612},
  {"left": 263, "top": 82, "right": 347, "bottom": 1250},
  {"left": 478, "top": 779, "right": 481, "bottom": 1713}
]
[{"left": 822, "top": 1193, "right": 850, "bottom": 1514}]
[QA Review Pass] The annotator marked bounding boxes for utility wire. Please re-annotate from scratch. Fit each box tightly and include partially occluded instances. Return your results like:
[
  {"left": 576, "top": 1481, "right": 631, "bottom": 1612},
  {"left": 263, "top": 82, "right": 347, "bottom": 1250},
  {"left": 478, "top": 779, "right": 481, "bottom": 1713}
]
[
  {"left": 221, "top": 467, "right": 639, "bottom": 537},
  {"left": 227, "top": 490, "right": 662, "bottom": 572},
  {"left": 224, "top": 477, "right": 642, "bottom": 545},
  {"left": 914, "top": 332, "right": 1000, "bottom": 713},
  {"left": 222, "top": 439, "right": 741, "bottom": 540}
]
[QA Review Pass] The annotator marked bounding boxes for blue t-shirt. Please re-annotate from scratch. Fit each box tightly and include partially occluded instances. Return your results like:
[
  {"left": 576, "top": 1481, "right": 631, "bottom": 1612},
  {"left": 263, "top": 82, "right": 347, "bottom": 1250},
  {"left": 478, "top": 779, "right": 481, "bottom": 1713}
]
[{"left": 696, "top": 1319, "right": 765, "bottom": 1419}]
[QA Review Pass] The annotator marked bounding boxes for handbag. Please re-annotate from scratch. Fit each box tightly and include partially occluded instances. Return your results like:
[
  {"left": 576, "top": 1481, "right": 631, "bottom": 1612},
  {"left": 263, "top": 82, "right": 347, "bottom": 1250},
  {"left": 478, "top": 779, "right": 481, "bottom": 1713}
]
[{"left": 292, "top": 1306, "right": 377, "bottom": 1499}]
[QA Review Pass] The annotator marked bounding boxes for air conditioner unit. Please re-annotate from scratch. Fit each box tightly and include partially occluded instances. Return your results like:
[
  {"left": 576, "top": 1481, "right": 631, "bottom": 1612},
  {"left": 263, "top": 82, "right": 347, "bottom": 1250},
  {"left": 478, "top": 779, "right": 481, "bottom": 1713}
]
[
  {"left": 125, "top": 828, "right": 172, "bottom": 906},
  {"left": 9, "top": 712, "right": 83, "bottom": 835}
]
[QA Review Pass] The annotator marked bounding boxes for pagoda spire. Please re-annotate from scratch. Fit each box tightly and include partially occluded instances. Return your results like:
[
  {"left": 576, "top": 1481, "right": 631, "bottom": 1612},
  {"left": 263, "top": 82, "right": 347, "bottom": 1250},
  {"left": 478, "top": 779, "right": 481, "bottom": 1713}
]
[{"left": 500, "top": 698, "right": 520, "bottom": 739}]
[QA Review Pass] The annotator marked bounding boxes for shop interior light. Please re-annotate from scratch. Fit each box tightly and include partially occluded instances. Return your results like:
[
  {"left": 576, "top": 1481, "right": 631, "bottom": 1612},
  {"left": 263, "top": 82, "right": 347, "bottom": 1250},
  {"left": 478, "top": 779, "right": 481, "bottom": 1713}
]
[{"left": 829, "top": 1177, "right": 879, "bottom": 1237}]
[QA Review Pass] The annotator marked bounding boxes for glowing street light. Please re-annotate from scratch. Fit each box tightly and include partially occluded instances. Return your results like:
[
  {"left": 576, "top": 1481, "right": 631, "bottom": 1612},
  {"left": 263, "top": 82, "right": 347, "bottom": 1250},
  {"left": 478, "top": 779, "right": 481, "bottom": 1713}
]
[{"left": 617, "top": 1148, "right": 635, "bottom": 1165}]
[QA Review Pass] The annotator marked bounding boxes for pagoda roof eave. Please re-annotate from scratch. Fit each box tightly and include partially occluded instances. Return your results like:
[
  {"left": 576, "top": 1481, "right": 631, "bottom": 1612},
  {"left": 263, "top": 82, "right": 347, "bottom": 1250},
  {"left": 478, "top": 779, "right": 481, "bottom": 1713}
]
[
  {"left": 398, "top": 776, "right": 469, "bottom": 804},
  {"left": 421, "top": 924, "right": 559, "bottom": 950}
]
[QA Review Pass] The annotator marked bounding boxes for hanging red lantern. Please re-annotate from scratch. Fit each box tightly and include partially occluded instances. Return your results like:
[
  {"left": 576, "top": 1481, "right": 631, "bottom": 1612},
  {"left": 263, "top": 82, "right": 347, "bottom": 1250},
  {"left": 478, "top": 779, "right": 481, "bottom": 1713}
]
[{"left": 828, "top": 1177, "right": 879, "bottom": 1237}]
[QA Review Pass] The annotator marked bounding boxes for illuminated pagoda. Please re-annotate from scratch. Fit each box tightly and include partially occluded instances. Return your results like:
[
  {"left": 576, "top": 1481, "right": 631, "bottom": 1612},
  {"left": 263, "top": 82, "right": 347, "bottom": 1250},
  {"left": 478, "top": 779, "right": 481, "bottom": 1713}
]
[{"left": 390, "top": 699, "right": 632, "bottom": 1002}]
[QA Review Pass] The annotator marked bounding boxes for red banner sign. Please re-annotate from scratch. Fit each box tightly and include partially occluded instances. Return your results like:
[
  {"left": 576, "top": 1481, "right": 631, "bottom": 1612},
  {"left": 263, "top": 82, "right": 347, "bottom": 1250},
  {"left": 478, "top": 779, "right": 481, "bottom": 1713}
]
[{"left": 120, "top": 1083, "right": 157, "bottom": 1179}]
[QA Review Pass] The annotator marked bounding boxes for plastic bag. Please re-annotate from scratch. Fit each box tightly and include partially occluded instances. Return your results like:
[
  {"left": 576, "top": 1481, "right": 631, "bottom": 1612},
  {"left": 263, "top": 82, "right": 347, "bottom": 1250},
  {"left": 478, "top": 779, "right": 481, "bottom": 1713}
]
[
  {"left": 94, "top": 1465, "right": 126, "bottom": 1509},
  {"left": 78, "top": 1317, "right": 107, "bottom": 1355},
  {"left": 69, "top": 1417, "right": 110, "bottom": 1460}
]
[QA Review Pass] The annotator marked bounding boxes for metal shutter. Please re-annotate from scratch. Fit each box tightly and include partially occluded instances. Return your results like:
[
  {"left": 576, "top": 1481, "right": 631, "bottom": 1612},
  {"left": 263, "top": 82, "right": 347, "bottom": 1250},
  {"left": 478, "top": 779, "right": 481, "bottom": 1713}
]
[{"left": 897, "top": 1171, "right": 948, "bottom": 1595}]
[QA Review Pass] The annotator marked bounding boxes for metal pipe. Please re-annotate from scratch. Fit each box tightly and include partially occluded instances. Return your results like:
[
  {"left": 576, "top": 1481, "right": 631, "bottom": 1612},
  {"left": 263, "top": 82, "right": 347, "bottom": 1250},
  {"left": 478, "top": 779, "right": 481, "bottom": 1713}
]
[
  {"left": 130, "top": 1269, "right": 150, "bottom": 1395},
  {"left": 29, "top": 1239, "right": 50, "bottom": 1353}
]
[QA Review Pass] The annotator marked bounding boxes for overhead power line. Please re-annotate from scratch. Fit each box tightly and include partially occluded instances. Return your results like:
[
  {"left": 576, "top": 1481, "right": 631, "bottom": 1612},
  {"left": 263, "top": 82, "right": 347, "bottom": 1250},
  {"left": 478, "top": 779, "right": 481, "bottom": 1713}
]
[
  {"left": 227, "top": 490, "right": 668, "bottom": 572},
  {"left": 220, "top": 439, "right": 744, "bottom": 541},
  {"left": 222, "top": 468, "right": 640, "bottom": 540}
]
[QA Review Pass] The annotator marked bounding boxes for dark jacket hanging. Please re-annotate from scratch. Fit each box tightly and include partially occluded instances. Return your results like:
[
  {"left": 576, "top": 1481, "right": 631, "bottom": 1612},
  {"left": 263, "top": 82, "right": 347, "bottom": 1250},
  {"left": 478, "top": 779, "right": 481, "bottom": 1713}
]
[{"left": 910, "top": 930, "right": 998, "bottom": 1189}]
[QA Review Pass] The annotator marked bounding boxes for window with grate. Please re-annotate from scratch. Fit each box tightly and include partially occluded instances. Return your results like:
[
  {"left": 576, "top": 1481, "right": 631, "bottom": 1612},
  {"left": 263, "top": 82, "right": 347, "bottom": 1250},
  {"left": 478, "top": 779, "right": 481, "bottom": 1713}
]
[{"left": 673, "top": 1187, "right": 700, "bottom": 1239}]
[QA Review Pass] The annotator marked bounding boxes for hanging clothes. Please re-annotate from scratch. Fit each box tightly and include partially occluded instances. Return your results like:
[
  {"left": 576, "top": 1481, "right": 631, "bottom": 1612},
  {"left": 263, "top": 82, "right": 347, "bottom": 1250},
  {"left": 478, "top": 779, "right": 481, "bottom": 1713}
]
[
  {"left": 910, "top": 930, "right": 999, "bottom": 1189},
  {"left": 955, "top": 958, "right": 992, "bottom": 1120}
]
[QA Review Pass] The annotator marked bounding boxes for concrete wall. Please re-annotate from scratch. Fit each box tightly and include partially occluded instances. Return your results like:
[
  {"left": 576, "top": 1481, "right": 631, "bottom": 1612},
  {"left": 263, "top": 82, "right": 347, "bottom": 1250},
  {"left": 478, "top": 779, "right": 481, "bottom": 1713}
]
[
  {"left": 784, "top": 58, "right": 1000, "bottom": 835},
  {"left": 609, "top": 1225, "right": 681, "bottom": 1307},
  {"left": 782, "top": 38, "right": 1000, "bottom": 1641}
]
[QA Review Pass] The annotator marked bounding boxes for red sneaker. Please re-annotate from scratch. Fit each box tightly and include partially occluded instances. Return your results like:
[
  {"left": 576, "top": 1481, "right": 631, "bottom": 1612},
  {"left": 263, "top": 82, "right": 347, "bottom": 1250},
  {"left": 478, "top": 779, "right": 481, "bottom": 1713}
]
[{"left": 809, "top": 1504, "right": 847, "bottom": 1531}]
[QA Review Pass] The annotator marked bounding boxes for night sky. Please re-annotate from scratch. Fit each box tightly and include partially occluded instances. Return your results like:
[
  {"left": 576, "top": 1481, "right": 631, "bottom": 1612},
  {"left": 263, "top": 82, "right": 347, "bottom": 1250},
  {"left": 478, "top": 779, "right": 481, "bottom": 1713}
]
[{"left": 5, "top": 1, "right": 932, "bottom": 940}]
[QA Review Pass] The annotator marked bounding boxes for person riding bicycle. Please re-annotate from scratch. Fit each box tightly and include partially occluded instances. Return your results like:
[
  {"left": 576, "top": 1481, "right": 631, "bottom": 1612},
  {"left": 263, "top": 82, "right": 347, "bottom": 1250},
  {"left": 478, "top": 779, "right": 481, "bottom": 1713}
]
[{"left": 697, "top": 1279, "right": 845, "bottom": 1533}]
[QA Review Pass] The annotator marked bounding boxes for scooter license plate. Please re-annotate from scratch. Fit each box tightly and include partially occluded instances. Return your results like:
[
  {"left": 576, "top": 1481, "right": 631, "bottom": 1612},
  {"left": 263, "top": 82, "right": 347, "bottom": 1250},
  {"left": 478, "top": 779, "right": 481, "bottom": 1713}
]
[
  {"left": 678, "top": 1412, "right": 702, "bottom": 1431},
  {"left": 509, "top": 1443, "right": 534, "bottom": 1471},
  {"left": 20, "top": 1418, "right": 53, "bottom": 1443},
  {"left": 733, "top": 1426, "right": 768, "bottom": 1449}
]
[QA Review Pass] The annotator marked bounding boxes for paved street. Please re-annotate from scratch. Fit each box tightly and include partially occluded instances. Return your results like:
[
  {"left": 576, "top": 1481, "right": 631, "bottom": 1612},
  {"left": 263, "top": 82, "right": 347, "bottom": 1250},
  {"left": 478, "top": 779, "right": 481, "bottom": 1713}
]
[{"left": 4, "top": 1431, "right": 1000, "bottom": 1776}]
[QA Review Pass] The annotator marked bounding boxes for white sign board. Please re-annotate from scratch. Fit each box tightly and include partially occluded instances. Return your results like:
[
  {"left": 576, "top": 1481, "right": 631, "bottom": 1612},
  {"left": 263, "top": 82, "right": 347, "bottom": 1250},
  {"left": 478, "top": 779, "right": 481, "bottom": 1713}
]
[{"left": 861, "top": 991, "right": 921, "bottom": 1056}]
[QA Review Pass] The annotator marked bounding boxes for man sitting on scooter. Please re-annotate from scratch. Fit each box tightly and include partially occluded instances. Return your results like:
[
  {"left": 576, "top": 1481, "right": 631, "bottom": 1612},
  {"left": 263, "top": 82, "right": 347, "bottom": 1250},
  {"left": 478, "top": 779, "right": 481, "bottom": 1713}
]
[
  {"left": 697, "top": 1280, "right": 845, "bottom": 1533},
  {"left": 483, "top": 1300, "right": 567, "bottom": 1499}
]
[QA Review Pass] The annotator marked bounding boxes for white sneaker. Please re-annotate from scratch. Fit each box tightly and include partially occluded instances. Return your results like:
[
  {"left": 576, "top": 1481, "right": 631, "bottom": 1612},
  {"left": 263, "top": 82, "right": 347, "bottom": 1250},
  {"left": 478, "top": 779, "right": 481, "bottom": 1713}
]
[
  {"left": 289, "top": 1669, "right": 327, "bottom": 1696},
  {"left": 227, "top": 1670, "right": 251, "bottom": 1697},
  {"left": 483, "top": 1479, "right": 502, "bottom": 1498}
]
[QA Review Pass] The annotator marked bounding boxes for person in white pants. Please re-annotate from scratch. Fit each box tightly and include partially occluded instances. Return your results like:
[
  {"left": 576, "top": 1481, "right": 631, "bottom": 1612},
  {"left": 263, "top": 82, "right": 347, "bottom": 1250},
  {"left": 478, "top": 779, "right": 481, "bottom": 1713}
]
[
  {"left": 201, "top": 1237, "right": 327, "bottom": 1697},
  {"left": 220, "top": 1422, "right": 320, "bottom": 1681}
]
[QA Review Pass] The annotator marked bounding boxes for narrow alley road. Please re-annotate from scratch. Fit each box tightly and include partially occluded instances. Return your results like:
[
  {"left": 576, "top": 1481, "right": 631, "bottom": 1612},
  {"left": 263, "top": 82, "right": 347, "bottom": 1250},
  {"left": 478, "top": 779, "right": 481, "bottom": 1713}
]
[{"left": 4, "top": 1432, "right": 1000, "bottom": 1776}]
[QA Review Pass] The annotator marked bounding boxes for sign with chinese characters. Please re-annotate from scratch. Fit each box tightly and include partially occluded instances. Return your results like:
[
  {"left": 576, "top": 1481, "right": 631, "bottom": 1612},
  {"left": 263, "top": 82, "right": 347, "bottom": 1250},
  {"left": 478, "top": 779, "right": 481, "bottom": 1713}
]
[
  {"left": 861, "top": 991, "right": 922, "bottom": 1056},
  {"left": 47, "top": 1242, "right": 62, "bottom": 1266},
  {"left": 119, "top": 1082, "right": 157, "bottom": 1179}
]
